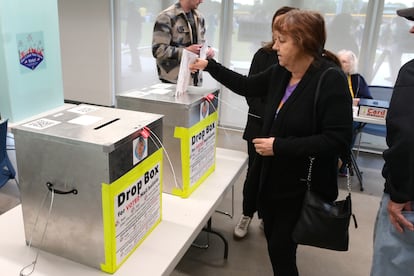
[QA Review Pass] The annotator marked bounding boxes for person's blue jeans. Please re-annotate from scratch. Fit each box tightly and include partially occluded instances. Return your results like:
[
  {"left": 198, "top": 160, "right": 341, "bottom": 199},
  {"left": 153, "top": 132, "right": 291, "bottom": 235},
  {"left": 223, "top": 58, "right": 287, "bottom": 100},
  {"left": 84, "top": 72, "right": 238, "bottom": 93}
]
[{"left": 371, "top": 193, "right": 414, "bottom": 275}]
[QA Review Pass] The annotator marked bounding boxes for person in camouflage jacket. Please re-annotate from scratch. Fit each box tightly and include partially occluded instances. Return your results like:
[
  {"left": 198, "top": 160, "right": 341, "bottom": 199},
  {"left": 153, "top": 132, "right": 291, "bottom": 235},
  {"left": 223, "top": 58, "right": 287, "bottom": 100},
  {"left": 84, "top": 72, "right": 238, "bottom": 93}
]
[{"left": 152, "top": 0, "right": 214, "bottom": 85}]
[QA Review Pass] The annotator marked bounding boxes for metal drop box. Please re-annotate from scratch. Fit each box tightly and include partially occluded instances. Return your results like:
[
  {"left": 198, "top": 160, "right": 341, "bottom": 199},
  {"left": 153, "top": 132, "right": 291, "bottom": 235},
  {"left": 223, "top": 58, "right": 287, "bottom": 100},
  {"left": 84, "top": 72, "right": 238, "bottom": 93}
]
[
  {"left": 116, "top": 84, "right": 219, "bottom": 198},
  {"left": 12, "top": 104, "right": 164, "bottom": 273}
]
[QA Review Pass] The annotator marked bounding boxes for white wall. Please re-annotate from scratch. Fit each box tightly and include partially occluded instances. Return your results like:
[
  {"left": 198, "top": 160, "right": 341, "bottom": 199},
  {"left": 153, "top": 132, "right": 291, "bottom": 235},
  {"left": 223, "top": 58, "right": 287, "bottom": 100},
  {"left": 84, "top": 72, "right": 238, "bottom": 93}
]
[{"left": 58, "top": 0, "right": 114, "bottom": 106}]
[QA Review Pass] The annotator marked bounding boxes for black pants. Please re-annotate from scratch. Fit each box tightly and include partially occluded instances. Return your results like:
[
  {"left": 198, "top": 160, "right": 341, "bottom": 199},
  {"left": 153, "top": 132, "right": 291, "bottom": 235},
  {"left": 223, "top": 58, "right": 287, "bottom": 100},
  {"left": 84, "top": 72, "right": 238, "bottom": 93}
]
[
  {"left": 261, "top": 196, "right": 303, "bottom": 276},
  {"left": 242, "top": 140, "right": 260, "bottom": 217}
]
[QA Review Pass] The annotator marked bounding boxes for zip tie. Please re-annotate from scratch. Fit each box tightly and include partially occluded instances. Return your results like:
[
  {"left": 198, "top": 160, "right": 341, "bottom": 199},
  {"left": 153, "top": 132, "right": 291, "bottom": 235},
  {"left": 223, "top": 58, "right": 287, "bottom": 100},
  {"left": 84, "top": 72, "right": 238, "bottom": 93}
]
[
  {"left": 144, "top": 127, "right": 180, "bottom": 189},
  {"left": 20, "top": 187, "right": 55, "bottom": 276}
]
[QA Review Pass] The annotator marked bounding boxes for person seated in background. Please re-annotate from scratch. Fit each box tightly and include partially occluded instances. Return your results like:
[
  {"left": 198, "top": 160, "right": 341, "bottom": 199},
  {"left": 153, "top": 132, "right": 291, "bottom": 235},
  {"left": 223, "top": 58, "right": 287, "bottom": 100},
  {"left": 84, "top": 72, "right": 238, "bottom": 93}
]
[
  {"left": 337, "top": 49, "right": 373, "bottom": 176},
  {"left": 337, "top": 49, "right": 372, "bottom": 101}
]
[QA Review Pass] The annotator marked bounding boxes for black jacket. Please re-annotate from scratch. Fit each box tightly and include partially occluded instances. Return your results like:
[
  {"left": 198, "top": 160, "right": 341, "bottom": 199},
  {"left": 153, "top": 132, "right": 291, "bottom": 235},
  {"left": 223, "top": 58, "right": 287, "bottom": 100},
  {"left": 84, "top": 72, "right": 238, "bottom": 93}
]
[
  {"left": 205, "top": 58, "right": 353, "bottom": 203},
  {"left": 383, "top": 59, "right": 414, "bottom": 203},
  {"left": 350, "top": 73, "right": 372, "bottom": 99},
  {"left": 243, "top": 47, "right": 278, "bottom": 141}
]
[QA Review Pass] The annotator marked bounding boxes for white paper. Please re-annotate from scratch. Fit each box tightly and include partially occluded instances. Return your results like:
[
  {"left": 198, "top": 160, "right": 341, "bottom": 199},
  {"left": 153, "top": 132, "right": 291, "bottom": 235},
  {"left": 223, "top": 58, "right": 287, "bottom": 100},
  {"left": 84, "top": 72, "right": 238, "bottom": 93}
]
[
  {"left": 68, "top": 115, "right": 102, "bottom": 126},
  {"left": 150, "top": 83, "right": 173, "bottom": 89},
  {"left": 128, "top": 90, "right": 151, "bottom": 97},
  {"left": 148, "top": 88, "right": 171, "bottom": 95},
  {"left": 199, "top": 40, "right": 208, "bottom": 60},
  {"left": 176, "top": 49, "right": 198, "bottom": 97},
  {"left": 67, "top": 105, "right": 100, "bottom": 114},
  {"left": 23, "top": 118, "right": 61, "bottom": 130}
]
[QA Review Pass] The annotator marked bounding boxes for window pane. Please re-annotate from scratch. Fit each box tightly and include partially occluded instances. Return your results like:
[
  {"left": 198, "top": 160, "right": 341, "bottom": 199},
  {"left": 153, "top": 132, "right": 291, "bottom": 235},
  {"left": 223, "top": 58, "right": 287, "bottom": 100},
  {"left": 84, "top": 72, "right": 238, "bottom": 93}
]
[
  {"left": 371, "top": 2, "right": 414, "bottom": 86},
  {"left": 230, "top": 1, "right": 291, "bottom": 74},
  {"left": 221, "top": 1, "right": 292, "bottom": 129},
  {"left": 112, "top": 1, "right": 414, "bottom": 130},
  {"left": 114, "top": 0, "right": 222, "bottom": 95},
  {"left": 115, "top": 0, "right": 163, "bottom": 94}
]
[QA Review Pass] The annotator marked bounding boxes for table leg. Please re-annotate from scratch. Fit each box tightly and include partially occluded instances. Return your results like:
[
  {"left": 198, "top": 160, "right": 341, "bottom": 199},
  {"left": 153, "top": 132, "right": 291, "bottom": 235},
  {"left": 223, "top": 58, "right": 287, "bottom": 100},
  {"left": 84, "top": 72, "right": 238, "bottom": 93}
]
[
  {"left": 202, "top": 218, "right": 228, "bottom": 259},
  {"left": 191, "top": 217, "right": 229, "bottom": 260}
]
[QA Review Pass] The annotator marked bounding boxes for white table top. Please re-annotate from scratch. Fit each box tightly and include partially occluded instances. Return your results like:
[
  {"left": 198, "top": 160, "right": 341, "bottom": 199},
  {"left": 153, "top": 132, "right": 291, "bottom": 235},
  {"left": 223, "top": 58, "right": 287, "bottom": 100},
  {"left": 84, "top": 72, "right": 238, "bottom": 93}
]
[{"left": 0, "top": 147, "right": 247, "bottom": 276}]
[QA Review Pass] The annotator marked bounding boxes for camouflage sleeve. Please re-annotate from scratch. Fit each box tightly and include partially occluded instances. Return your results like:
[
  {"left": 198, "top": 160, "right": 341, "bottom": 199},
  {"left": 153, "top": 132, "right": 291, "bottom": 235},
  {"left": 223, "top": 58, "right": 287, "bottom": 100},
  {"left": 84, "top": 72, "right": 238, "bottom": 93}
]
[{"left": 152, "top": 13, "right": 182, "bottom": 61}]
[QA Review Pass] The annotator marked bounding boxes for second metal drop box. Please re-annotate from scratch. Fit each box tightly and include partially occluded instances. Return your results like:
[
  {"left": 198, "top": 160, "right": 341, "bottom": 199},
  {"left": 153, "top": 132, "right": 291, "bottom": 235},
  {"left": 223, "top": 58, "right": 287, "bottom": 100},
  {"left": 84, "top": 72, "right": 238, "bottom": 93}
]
[{"left": 117, "top": 84, "right": 219, "bottom": 198}]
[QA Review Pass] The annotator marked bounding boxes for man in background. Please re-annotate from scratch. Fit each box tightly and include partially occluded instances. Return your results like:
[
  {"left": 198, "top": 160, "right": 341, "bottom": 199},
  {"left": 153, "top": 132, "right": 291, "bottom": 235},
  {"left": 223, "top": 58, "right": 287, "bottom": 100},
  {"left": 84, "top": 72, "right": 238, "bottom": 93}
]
[
  {"left": 371, "top": 7, "right": 414, "bottom": 276},
  {"left": 152, "top": 0, "right": 214, "bottom": 85}
]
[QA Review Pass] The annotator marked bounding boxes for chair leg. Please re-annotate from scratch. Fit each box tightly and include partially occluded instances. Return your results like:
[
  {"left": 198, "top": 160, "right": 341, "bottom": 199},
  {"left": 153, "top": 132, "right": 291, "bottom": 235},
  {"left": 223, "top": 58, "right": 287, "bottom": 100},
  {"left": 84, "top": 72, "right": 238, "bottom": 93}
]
[
  {"left": 354, "top": 132, "right": 363, "bottom": 159},
  {"left": 350, "top": 153, "right": 364, "bottom": 191}
]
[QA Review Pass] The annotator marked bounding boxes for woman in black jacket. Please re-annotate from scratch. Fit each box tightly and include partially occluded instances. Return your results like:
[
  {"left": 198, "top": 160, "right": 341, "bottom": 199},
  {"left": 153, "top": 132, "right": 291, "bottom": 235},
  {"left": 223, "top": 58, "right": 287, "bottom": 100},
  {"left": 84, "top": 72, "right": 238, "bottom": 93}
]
[
  {"left": 234, "top": 6, "right": 298, "bottom": 240},
  {"left": 191, "top": 10, "right": 353, "bottom": 275}
]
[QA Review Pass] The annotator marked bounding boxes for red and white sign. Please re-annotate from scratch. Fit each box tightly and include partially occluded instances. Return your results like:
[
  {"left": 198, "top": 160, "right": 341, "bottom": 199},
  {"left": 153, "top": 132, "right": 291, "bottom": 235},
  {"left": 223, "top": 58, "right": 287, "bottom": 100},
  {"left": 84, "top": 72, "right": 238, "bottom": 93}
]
[{"left": 358, "top": 106, "right": 387, "bottom": 119}]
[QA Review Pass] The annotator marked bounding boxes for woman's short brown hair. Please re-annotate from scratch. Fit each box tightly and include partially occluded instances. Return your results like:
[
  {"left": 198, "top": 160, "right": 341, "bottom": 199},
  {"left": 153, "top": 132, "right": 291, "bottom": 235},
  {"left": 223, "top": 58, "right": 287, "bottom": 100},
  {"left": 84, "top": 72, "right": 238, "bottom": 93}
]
[
  {"left": 263, "top": 6, "right": 298, "bottom": 51},
  {"left": 273, "top": 10, "right": 326, "bottom": 59}
]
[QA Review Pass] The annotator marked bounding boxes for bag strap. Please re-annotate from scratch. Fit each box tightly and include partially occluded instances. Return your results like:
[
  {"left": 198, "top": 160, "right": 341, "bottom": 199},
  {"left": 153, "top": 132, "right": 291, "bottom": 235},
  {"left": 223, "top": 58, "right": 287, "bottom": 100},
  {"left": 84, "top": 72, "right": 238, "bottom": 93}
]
[
  {"left": 312, "top": 67, "right": 338, "bottom": 133},
  {"left": 307, "top": 67, "right": 335, "bottom": 189},
  {"left": 306, "top": 157, "right": 353, "bottom": 193},
  {"left": 308, "top": 67, "right": 352, "bottom": 194}
]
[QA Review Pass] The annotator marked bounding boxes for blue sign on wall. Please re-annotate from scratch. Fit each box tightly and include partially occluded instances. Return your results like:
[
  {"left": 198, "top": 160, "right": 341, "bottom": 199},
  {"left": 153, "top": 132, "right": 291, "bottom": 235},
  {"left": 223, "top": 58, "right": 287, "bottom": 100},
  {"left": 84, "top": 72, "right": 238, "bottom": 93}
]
[{"left": 17, "top": 31, "right": 46, "bottom": 71}]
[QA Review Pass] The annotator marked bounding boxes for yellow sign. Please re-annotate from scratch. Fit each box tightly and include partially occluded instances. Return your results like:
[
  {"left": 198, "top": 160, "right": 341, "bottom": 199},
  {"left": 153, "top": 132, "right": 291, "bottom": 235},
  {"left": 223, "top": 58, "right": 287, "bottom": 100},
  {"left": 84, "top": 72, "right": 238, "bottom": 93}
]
[
  {"left": 101, "top": 149, "right": 163, "bottom": 273},
  {"left": 173, "top": 111, "right": 218, "bottom": 198}
]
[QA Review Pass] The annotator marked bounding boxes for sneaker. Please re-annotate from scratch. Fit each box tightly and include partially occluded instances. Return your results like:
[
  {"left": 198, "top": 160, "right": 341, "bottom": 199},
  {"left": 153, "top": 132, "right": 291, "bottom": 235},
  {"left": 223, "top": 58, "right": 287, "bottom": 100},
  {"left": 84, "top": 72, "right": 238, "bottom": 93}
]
[
  {"left": 259, "top": 219, "right": 264, "bottom": 231},
  {"left": 234, "top": 215, "right": 252, "bottom": 239},
  {"left": 338, "top": 163, "right": 348, "bottom": 177},
  {"left": 338, "top": 172, "right": 348, "bottom": 177}
]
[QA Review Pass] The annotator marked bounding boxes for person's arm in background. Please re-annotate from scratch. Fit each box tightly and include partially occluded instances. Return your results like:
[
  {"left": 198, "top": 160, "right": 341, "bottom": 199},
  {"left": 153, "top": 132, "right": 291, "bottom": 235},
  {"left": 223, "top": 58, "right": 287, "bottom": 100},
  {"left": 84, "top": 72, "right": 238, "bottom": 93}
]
[{"left": 245, "top": 49, "right": 273, "bottom": 114}]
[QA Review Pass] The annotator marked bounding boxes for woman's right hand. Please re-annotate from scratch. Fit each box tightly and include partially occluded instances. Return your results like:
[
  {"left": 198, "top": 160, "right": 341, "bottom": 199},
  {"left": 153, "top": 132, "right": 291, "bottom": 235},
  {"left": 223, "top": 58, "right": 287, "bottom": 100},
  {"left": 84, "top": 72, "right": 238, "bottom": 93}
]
[
  {"left": 253, "top": 137, "right": 275, "bottom": 156},
  {"left": 190, "top": 58, "right": 208, "bottom": 73}
]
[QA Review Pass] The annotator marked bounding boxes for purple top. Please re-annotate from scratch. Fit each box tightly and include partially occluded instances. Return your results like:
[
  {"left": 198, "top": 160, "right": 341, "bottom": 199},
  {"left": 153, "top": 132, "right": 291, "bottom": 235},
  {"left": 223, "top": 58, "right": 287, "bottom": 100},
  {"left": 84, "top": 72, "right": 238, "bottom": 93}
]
[{"left": 276, "top": 83, "right": 298, "bottom": 116}]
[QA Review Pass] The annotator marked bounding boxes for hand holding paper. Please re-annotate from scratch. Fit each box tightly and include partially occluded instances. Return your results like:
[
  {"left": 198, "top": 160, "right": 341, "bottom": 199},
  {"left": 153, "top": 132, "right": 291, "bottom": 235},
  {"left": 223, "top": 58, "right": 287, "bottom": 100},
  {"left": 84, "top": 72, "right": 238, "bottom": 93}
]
[
  {"left": 176, "top": 49, "right": 199, "bottom": 96},
  {"left": 189, "top": 58, "right": 208, "bottom": 73}
]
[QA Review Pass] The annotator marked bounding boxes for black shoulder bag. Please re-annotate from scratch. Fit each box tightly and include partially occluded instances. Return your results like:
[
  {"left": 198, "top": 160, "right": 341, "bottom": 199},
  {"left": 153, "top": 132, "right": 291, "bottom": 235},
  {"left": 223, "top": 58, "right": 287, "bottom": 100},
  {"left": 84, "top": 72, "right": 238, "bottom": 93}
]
[{"left": 292, "top": 67, "right": 358, "bottom": 251}]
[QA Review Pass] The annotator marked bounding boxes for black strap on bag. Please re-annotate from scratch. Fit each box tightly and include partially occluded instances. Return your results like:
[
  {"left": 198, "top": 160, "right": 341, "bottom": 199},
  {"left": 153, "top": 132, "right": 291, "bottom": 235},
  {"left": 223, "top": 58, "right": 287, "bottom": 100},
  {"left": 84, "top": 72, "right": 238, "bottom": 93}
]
[
  {"left": 292, "top": 67, "right": 357, "bottom": 251},
  {"left": 311, "top": 66, "right": 358, "bottom": 228}
]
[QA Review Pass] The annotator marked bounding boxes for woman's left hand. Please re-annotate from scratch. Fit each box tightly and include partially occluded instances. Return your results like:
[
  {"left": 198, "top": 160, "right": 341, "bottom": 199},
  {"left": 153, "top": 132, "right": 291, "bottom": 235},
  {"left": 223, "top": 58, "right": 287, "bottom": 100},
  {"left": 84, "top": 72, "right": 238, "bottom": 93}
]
[{"left": 252, "top": 137, "right": 275, "bottom": 156}]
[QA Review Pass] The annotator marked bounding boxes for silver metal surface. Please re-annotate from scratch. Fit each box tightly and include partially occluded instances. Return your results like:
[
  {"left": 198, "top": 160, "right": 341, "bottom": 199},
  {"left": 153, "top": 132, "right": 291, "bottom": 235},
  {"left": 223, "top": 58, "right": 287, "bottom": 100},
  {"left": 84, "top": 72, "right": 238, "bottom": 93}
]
[
  {"left": 12, "top": 104, "right": 163, "bottom": 269},
  {"left": 117, "top": 84, "right": 219, "bottom": 194}
]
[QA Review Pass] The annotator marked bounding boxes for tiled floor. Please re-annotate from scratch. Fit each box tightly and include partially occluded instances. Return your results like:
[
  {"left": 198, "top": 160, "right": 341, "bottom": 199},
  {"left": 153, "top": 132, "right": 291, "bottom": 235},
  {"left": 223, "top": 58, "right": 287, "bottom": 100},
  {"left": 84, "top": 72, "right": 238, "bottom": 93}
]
[{"left": 1, "top": 127, "right": 385, "bottom": 275}]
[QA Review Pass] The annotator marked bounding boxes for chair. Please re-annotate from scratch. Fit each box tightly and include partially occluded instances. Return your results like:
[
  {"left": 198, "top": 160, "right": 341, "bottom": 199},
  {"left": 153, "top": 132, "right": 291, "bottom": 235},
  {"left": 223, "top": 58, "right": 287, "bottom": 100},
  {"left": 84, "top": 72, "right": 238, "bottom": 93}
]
[
  {"left": 0, "top": 119, "right": 18, "bottom": 189},
  {"left": 358, "top": 86, "right": 392, "bottom": 150},
  {"left": 354, "top": 86, "right": 393, "bottom": 153},
  {"left": 350, "top": 86, "right": 393, "bottom": 190},
  {"left": 367, "top": 85, "right": 394, "bottom": 101}
]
